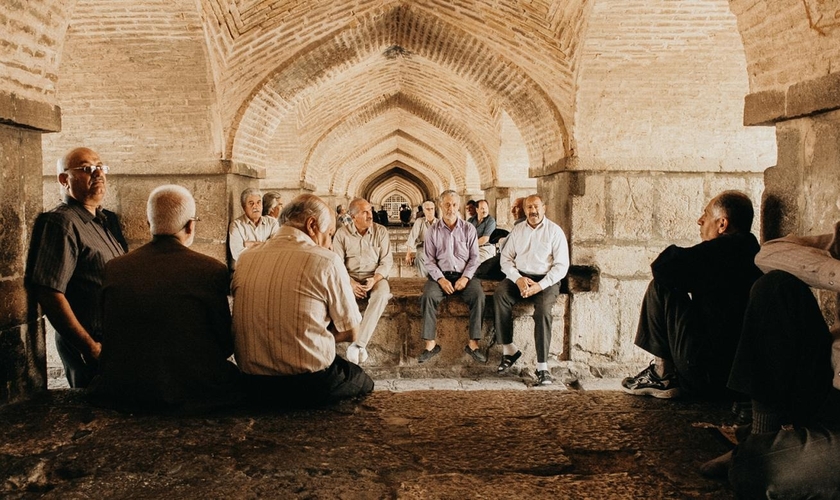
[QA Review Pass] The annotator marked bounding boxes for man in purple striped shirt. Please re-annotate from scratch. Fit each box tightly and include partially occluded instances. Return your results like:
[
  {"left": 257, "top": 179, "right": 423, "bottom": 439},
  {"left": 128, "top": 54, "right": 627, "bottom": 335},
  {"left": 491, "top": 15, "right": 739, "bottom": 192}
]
[{"left": 417, "top": 190, "right": 486, "bottom": 364}]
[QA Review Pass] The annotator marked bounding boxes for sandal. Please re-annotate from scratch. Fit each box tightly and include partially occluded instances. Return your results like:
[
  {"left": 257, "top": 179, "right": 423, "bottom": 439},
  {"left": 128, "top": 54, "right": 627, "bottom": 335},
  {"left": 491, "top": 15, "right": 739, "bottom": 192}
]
[{"left": 497, "top": 350, "right": 522, "bottom": 372}]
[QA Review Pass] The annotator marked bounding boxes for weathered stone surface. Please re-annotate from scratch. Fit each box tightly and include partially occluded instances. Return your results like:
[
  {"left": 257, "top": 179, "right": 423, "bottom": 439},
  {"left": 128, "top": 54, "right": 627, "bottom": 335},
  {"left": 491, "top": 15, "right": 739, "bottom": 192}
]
[
  {"left": 656, "top": 176, "right": 706, "bottom": 242},
  {"left": 609, "top": 176, "right": 656, "bottom": 241},
  {"left": 743, "top": 89, "right": 786, "bottom": 126},
  {"left": 0, "top": 390, "right": 736, "bottom": 498},
  {"left": 572, "top": 174, "right": 606, "bottom": 242}
]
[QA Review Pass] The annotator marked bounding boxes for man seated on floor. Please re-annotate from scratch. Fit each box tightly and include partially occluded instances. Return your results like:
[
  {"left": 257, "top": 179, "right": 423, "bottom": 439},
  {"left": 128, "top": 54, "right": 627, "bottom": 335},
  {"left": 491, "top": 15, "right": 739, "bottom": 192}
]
[
  {"left": 621, "top": 190, "right": 762, "bottom": 399},
  {"left": 493, "top": 194, "right": 569, "bottom": 386},
  {"left": 332, "top": 197, "right": 393, "bottom": 364},
  {"left": 405, "top": 200, "right": 438, "bottom": 278},
  {"left": 699, "top": 222, "right": 840, "bottom": 496},
  {"left": 232, "top": 194, "right": 373, "bottom": 406},
  {"left": 417, "top": 190, "right": 486, "bottom": 364},
  {"left": 228, "top": 187, "right": 279, "bottom": 268},
  {"left": 92, "top": 185, "right": 240, "bottom": 411}
]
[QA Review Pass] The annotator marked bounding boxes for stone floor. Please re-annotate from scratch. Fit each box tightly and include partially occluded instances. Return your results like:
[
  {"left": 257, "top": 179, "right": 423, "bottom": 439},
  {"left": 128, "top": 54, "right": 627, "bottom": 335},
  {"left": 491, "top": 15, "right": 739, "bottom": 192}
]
[{"left": 0, "top": 382, "right": 738, "bottom": 499}]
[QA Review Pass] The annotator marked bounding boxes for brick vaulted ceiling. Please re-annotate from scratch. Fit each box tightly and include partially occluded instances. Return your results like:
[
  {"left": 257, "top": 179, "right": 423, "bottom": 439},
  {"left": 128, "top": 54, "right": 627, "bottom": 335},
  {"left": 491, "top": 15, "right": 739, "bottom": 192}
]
[{"left": 213, "top": 0, "right": 581, "bottom": 194}]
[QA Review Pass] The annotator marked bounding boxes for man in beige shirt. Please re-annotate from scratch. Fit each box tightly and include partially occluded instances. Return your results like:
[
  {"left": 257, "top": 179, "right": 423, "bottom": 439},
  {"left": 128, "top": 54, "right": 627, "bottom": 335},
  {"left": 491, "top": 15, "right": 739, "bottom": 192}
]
[
  {"left": 232, "top": 194, "right": 373, "bottom": 406},
  {"left": 332, "top": 198, "right": 393, "bottom": 364},
  {"left": 228, "top": 188, "right": 279, "bottom": 268}
]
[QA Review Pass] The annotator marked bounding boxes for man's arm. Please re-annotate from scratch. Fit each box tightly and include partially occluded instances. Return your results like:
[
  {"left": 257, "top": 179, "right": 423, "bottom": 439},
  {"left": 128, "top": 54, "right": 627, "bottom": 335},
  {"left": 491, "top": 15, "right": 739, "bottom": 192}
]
[
  {"left": 373, "top": 226, "right": 393, "bottom": 280},
  {"left": 33, "top": 286, "right": 101, "bottom": 360},
  {"left": 424, "top": 225, "right": 444, "bottom": 282},
  {"left": 476, "top": 217, "right": 496, "bottom": 246},
  {"left": 536, "top": 226, "right": 570, "bottom": 290},
  {"left": 756, "top": 228, "right": 840, "bottom": 292},
  {"left": 461, "top": 224, "right": 480, "bottom": 279},
  {"left": 228, "top": 220, "right": 247, "bottom": 261}
]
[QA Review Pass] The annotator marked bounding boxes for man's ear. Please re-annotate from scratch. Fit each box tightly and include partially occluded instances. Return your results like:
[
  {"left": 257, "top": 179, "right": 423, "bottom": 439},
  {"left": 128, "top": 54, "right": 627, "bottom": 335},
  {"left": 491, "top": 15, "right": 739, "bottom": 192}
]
[
  {"left": 58, "top": 172, "right": 69, "bottom": 189},
  {"left": 304, "top": 216, "right": 318, "bottom": 237},
  {"left": 185, "top": 219, "right": 195, "bottom": 235},
  {"left": 717, "top": 217, "right": 730, "bottom": 234}
]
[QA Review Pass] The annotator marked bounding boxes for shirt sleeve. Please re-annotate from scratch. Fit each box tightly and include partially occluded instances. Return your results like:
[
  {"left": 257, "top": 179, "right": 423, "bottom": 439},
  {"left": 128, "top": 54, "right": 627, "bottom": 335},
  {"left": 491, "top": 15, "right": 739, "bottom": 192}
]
[
  {"left": 26, "top": 213, "right": 77, "bottom": 294},
  {"left": 228, "top": 220, "right": 246, "bottom": 262},
  {"left": 425, "top": 225, "right": 444, "bottom": 282},
  {"left": 462, "top": 223, "right": 480, "bottom": 279},
  {"left": 500, "top": 224, "right": 521, "bottom": 283},
  {"left": 405, "top": 219, "right": 422, "bottom": 249},
  {"left": 374, "top": 226, "right": 393, "bottom": 279},
  {"left": 538, "top": 226, "right": 570, "bottom": 290},
  {"left": 332, "top": 228, "right": 347, "bottom": 263},
  {"left": 756, "top": 235, "right": 840, "bottom": 292},
  {"left": 478, "top": 217, "right": 496, "bottom": 239},
  {"left": 326, "top": 255, "right": 362, "bottom": 333}
]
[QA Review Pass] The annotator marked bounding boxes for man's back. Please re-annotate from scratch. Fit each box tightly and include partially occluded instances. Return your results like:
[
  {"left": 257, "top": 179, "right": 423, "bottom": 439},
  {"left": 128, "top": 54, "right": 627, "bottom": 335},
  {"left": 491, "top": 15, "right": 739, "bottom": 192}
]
[
  {"left": 232, "top": 226, "right": 361, "bottom": 376},
  {"left": 95, "top": 237, "right": 238, "bottom": 409}
]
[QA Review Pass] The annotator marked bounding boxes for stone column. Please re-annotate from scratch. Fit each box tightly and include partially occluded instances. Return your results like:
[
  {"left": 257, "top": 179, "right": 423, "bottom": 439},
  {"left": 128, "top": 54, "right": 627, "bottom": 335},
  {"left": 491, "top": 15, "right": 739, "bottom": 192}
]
[{"left": 0, "top": 93, "right": 61, "bottom": 404}]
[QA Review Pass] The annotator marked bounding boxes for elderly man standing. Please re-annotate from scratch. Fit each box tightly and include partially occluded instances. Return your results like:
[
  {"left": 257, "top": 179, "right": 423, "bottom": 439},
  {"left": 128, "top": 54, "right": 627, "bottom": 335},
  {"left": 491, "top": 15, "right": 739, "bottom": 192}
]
[
  {"left": 233, "top": 194, "right": 373, "bottom": 406},
  {"left": 332, "top": 198, "right": 393, "bottom": 364},
  {"left": 417, "top": 190, "right": 486, "bottom": 363},
  {"left": 621, "top": 190, "right": 762, "bottom": 398},
  {"left": 494, "top": 195, "right": 569, "bottom": 385},
  {"left": 405, "top": 200, "right": 438, "bottom": 277},
  {"left": 92, "top": 185, "right": 239, "bottom": 411},
  {"left": 228, "top": 187, "right": 279, "bottom": 268},
  {"left": 26, "top": 147, "right": 125, "bottom": 388}
]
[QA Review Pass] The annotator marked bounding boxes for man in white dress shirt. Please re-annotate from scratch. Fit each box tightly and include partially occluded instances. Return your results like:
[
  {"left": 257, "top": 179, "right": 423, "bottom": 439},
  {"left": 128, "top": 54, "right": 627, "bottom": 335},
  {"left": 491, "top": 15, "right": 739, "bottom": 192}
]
[{"left": 493, "top": 194, "right": 569, "bottom": 385}]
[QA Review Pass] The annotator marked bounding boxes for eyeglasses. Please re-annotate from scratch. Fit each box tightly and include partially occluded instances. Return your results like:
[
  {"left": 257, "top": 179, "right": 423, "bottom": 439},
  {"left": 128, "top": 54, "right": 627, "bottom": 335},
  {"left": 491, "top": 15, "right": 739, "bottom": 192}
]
[
  {"left": 189, "top": 216, "right": 201, "bottom": 222},
  {"left": 66, "top": 165, "right": 110, "bottom": 174}
]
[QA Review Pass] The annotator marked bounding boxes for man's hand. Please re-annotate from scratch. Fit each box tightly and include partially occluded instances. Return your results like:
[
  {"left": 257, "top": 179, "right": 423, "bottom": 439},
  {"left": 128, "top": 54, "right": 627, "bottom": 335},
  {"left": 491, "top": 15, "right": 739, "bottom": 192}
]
[
  {"left": 405, "top": 251, "right": 415, "bottom": 265},
  {"left": 454, "top": 276, "right": 469, "bottom": 291},
  {"left": 351, "top": 280, "right": 368, "bottom": 299},
  {"left": 89, "top": 341, "right": 102, "bottom": 361},
  {"left": 243, "top": 240, "right": 260, "bottom": 249},
  {"left": 516, "top": 277, "right": 542, "bottom": 298},
  {"left": 363, "top": 277, "right": 376, "bottom": 292},
  {"left": 437, "top": 277, "right": 455, "bottom": 295}
]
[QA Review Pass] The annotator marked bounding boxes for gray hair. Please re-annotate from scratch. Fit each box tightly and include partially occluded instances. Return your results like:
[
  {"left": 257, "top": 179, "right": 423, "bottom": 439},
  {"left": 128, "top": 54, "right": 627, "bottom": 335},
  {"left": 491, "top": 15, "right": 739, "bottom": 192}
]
[
  {"left": 147, "top": 184, "right": 195, "bottom": 236},
  {"left": 439, "top": 190, "right": 458, "bottom": 203},
  {"left": 240, "top": 188, "right": 262, "bottom": 207},
  {"left": 262, "top": 191, "right": 282, "bottom": 216},
  {"left": 347, "top": 198, "right": 370, "bottom": 216},
  {"left": 280, "top": 194, "right": 332, "bottom": 232}
]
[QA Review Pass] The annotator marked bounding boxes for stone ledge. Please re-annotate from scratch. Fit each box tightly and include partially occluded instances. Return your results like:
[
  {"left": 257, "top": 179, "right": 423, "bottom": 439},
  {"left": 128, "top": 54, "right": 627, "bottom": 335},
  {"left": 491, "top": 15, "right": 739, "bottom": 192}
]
[
  {"left": 744, "top": 71, "right": 840, "bottom": 126},
  {"left": 0, "top": 92, "right": 61, "bottom": 132}
]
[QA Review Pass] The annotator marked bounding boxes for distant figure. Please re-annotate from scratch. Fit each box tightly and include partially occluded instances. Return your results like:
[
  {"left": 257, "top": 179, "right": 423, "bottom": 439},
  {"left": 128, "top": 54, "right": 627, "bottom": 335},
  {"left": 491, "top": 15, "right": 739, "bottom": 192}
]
[
  {"left": 621, "top": 191, "right": 762, "bottom": 399},
  {"left": 466, "top": 199, "right": 478, "bottom": 225},
  {"left": 405, "top": 200, "right": 438, "bottom": 278},
  {"left": 399, "top": 204, "right": 412, "bottom": 226},
  {"left": 26, "top": 147, "right": 125, "bottom": 388},
  {"left": 416, "top": 190, "right": 485, "bottom": 364},
  {"left": 510, "top": 197, "right": 525, "bottom": 225},
  {"left": 337, "top": 204, "right": 352, "bottom": 228},
  {"left": 474, "top": 200, "right": 497, "bottom": 263},
  {"left": 228, "top": 188, "right": 279, "bottom": 268},
  {"left": 233, "top": 194, "right": 373, "bottom": 406},
  {"left": 494, "top": 195, "right": 569, "bottom": 386},
  {"left": 262, "top": 191, "right": 283, "bottom": 219},
  {"left": 93, "top": 185, "right": 240, "bottom": 411},
  {"left": 377, "top": 207, "right": 389, "bottom": 226},
  {"left": 332, "top": 198, "right": 393, "bottom": 364}
]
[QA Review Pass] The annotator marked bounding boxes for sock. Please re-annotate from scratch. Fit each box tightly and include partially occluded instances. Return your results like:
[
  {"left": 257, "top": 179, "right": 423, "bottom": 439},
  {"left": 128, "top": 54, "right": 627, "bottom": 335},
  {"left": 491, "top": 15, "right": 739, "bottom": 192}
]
[
  {"left": 536, "top": 362, "right": 548, "bottom": 372},
  {"left": 502, "top": 343, "right": 518, "bottom": 356},
  {"left": 751, "top": 399, "right": 781, "bottom": 434}
]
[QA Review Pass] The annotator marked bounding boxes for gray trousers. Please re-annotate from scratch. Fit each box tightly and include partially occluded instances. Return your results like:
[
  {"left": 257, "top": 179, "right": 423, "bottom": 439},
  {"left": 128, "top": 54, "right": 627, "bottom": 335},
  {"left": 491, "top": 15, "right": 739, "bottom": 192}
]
[
  {"left": 355, "top": 279, "right": 391, "bottom": 348},
  {"left": 493, "top": 276, "right": 560, "bottom": 363},
  {"left": 420, "top": 275, "right": 484, "bottom": 341}
]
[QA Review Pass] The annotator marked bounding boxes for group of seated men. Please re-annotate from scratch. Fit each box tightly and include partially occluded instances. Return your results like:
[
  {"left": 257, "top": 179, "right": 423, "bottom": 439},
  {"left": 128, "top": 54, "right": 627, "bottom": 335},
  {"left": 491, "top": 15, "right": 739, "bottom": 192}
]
[{"left": 24, "top": 147, "right": 840, "bottom": 495}]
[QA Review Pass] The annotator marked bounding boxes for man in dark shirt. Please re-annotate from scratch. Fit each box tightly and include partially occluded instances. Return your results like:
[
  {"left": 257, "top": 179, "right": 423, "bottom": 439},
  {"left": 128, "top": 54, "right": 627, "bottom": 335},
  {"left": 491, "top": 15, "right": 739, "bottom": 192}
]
[
  {"left": 621, "top": 190, "right": 762, "bottom": 398},
  {"left": 92, "top": 185, "right": 239, "bottom": 411},
  {"left": 26, "top": 147, "right": 125, "bottom": 388}
]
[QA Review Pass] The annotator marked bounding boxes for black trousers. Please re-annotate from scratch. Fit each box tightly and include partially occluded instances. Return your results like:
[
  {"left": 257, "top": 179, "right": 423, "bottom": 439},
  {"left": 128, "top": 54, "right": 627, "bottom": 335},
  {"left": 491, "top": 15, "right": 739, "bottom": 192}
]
[
  {"left": 243, "top": 356, "right": 374, "bottom": 407},
  {"left": 726, "top": 271, "right": 840, "bottom": 498},
  {"left": 493, "top": 276, "right": 560, "bottom": 363},
  {"left": 56, "top": 331, "right": 99, "bottom": 388},
  {"left": 634, "top": 280, "right": 732, "bottom": 396}
]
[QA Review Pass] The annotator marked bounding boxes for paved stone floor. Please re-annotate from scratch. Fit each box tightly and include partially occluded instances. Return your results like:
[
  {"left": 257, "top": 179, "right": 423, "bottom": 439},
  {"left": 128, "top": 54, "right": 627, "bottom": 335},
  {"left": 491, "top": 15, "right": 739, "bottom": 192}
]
[{"left": 0, "top": 383, "right": 737, "bottom": 499}]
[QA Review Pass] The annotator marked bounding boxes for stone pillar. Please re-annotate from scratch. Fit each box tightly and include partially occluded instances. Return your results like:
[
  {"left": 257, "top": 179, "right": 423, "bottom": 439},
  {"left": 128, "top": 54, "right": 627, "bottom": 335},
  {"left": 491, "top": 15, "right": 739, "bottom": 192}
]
[{"left": 0, "top": 93, "right": 61, "bottom": 404}]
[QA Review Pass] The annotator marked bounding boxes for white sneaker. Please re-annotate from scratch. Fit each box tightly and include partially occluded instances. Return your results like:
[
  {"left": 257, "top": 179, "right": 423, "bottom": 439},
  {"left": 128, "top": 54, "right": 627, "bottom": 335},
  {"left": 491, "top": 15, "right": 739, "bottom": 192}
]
[
  {"left": 358, "top": 346, "right": 369, "bottom": 363},
  {"left": 346, "top": 344, "right": 361, "bottom": 364}
]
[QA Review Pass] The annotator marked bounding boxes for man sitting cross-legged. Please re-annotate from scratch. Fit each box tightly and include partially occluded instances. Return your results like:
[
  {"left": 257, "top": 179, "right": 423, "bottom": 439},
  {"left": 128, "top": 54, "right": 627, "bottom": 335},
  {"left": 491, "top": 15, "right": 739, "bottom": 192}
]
[{"left": 332, "top": 197, "right": 393, "bottom": 364}]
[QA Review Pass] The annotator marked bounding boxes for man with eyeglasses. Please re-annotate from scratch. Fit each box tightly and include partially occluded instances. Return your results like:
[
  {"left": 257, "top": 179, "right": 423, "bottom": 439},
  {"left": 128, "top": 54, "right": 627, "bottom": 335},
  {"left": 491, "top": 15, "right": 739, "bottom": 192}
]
[
  {"left": 26, "top": 147, "right": 126, "bottom": 388},
  {"left": 91, "top": 185, "right": 240, "bottom": 411}
]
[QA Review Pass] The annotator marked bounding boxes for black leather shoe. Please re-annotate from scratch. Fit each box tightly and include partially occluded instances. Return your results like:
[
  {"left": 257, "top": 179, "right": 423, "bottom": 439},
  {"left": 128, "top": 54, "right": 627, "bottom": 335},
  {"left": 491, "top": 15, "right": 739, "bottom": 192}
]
[
  {"left": 464, "top": 345, "right": 487, "bottom": 363},
  {"left": 497, "top": 350, "right": 522, "bottom": 373},
  {"left": 418, "top": 345, "right": 441, "bottom": 363}
]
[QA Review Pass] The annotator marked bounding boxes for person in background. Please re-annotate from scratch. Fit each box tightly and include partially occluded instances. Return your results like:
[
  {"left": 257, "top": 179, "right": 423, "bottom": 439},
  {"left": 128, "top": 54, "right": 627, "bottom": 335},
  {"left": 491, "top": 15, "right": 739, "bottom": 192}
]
[
  {"left": 228, "top": 188, "right": 279, "bottom": 268},
  {"left": 405, "top": 200, "right": 438, "bottom": 278},
  {"left": 262, "top": 191, "right": 283, "bottom": 219},
  {"left": 474, "top": 199, "right": 497, "bottom": 263}
]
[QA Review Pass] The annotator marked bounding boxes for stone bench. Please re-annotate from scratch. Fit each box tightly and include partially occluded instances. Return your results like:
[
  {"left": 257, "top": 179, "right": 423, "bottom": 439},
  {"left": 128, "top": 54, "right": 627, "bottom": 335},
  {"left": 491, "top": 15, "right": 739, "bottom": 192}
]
[{"left": 351, "top": 266, "right": 598, "bottom": 379}]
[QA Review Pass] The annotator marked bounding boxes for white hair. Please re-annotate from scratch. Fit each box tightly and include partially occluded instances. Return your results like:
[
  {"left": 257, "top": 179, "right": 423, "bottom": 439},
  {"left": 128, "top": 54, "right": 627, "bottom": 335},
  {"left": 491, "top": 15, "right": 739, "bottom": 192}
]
[
  {"left": 240, "top": 188, "right": 262, "bottom": 207},
  {"left": 147, "top": 185, "right": 195, "bottom": 236},
  {"left": 280, "top": 194, "right": 332, "bottom": 232}
]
